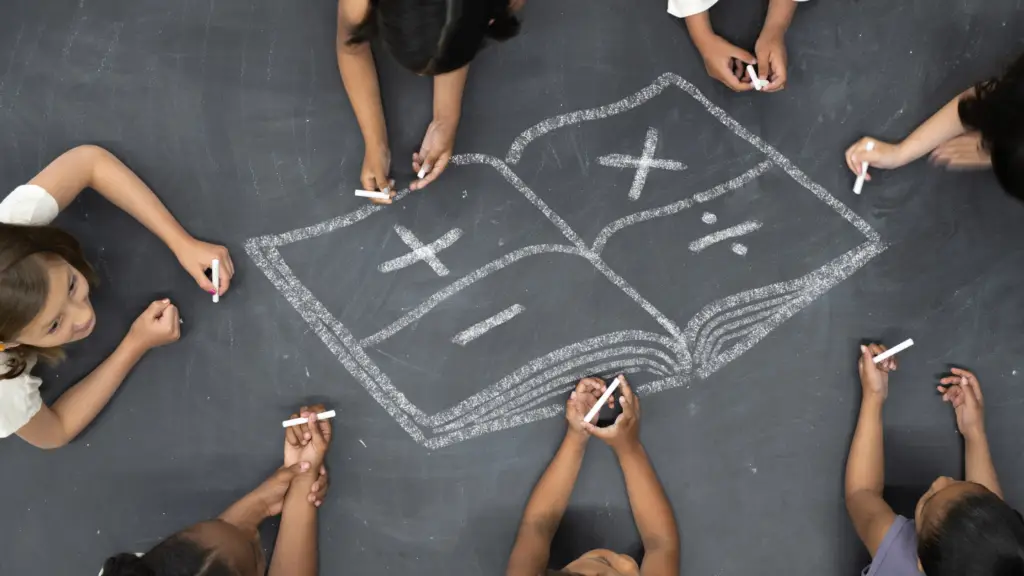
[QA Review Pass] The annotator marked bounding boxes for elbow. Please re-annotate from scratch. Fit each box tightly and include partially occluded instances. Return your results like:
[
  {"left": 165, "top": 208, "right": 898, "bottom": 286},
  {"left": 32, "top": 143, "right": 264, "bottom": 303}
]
[{"left": 70, "top": 144, "right": 112, "bottom": 161}]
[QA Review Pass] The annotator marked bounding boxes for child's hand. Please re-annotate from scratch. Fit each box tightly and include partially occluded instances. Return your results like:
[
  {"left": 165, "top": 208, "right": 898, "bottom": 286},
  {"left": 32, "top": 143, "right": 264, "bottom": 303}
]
[
  {"left": 930, "top": 132, "right": 992, "bottom": 170},
  {"left": 361, "top": 144, "right": 395, "bottom": 205},
  {"left": 253, "top": 462, "right": 312, "bottom": 517},
  {"left": 858, "top": 343, "right": 896, "bottom": 400},
  {"left": 411, "top": 117, "right": 456, "bottom": 191},
  {"left": 125, "top": 299, "right": 180, "bottom": 352},
  {"left": 754, "top": 30, "right": 787, "bottom": 92},
  {"left": 284, "top": 405, "right": 333, "bottom": 471},
  {"left": 694, "top": 34, "right": 756, "bottom": 92},
  {"left": 176, "top": 239, "right": 233, "bottom": 297},
  {"left": 565, "top": 378, "right": 609, "bottom": 440},
  {"left": 845, "top": 138, "right": 906, "bottom": 178},
  {"left": 582, "top": 376, "right": 640, "bottom": 454},
  {"left": 939, "top": 368, "right": 986, "bottom": 440}
]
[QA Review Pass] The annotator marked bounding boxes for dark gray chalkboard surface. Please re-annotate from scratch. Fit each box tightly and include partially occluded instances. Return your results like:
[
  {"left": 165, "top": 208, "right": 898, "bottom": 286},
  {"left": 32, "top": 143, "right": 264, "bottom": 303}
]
[{"left": 2, "top": 0, "right": 1024, "bottom": 574}]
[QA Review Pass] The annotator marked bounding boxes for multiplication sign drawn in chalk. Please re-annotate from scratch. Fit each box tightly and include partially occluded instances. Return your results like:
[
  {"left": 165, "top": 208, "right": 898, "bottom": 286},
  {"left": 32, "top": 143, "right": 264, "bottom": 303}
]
[{"left": 245, "top": 73, "right": 885, "bottom": 450}]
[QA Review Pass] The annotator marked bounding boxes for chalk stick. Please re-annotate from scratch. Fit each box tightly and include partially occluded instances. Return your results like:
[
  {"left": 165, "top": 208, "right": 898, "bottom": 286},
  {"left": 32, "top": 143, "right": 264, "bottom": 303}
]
[
  {"left": 583, "top": 377, "right": 621, "bottom": 424},
  {"left": 853, "top": 141, "right": 875, "bottom": 195},
  {"left": 282, "top": 410, "right": 337, "bottom": 428},
  {"left": 746, "top": 64, "right": 763, "bottom": 91},
  {"left": 418, "top": 167, "right": 428, "bottom": 179},
  {"left": 355, "top": 189, "right": 391, "bottom": 200},
  {"left": 211, "top": 259, "right": 220, "bottom": 303},
  {"left": 873, "top": 339, "right": 913, "bottom": 363}
]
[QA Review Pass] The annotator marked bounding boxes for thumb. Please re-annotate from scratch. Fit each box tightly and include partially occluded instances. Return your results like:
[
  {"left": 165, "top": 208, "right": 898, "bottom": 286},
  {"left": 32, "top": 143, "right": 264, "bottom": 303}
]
[
  {"left": 187, "top": 264, "right": 216, "bottom": 294},
  {"left": 286, "top": 461, "right": 312, "bottom": 475},
  {"left": 859, "top": 345, "right": 873, "bottom": 367},
  {"left": 148, "top": 299, "right": 172, "bottom": 317},
  {"left": 731, "top": 46, "right": 756, "bottom": 65}
]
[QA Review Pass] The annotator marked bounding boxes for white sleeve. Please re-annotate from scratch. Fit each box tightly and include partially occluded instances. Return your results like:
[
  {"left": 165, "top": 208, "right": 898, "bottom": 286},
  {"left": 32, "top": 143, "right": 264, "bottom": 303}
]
[
  {"left": 0, "top": 367, "right": 43, "bottom": 438},
  {"left": 668, "top": 0, "right": 719, "bottom": 18},
  {"left": 0, "top": 184, "right": 60, "bottom": 226}
]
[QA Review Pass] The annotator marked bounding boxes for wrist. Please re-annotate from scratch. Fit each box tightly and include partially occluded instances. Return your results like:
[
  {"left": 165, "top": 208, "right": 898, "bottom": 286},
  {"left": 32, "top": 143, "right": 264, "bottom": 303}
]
[
  {"left": 759, "top": 21, "right": 788, "bottom": 40},
  {"left": 116, "top": 337, "right": 149, "bottom": 360},
  {"left": 686, "top": 20, "right": 717, "bottom": 50},
  {"left": 861, "top": 390, "right": 886, "bottom": 407},
  {"left": 963, "top": 426, "right": 988, "bottom": 443},
  {"left": 613, "top": 441, "right": 644, "bottom": 460}
]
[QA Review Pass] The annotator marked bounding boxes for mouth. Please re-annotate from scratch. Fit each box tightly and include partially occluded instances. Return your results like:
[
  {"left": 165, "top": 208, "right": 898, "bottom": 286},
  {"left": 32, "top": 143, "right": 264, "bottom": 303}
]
[{"left": 73, "top": 315, "right": 95, "bottom": 338}]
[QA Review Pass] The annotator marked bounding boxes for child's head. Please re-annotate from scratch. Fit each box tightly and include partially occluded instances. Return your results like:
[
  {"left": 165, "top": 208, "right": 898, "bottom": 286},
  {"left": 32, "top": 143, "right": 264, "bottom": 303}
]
[
  {"left": 915, "top": 476, "right": 1024, "bottom": 575},
  {"left": 350, "top": 0, "right": 521, "bottom": 76},
  {"left": 0, "top": 224, "right": 97, "bottom": 377},
  {"left": 959, "top": 52, "right": 1024, "bottom": 199},
  {"left": 549, "top": 549, "right": 641, "bottom": 575},
  {"left": 102, "top": 519, "right": 265, "bottom": 576}
]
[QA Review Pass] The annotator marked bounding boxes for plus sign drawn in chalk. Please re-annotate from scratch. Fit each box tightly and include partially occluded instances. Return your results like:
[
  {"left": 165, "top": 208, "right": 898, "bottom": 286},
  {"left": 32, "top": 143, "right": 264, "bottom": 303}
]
[{"left": 247, "top": 73, "right": 885, "bottom": 450}]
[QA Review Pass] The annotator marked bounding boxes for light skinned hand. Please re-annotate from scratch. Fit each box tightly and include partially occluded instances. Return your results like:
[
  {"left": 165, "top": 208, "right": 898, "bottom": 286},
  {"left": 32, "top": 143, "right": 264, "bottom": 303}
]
[
  {"left": 361, "top": 144, "right": 396, "bottom": 205},
  {"left": 696, "top": 34, "right": 756, "bottom": 92},
  {"left": 581, "top": 375, "right": 640, "bottom": 453},
  {"left": 754, "top": 30, "right": 787, "bottom": 92},
  {"left": 126, "top": 299, "right": 180, "bottom": 351},
  {"left": 176, "top": 239, "right": 233, "bottom": 297},
  {"left": 858, "top": 343, "right": 897, "bottom": 400},
  {"left": 845, "top": 137, "right": 906, "bottom": 179},
  {"left": 565, "top": 378, "right": 610, "bottom": 439},
  {"left": 930, "top": 132, "right": 992, "bottom": 170},
  {"left": 411, "top": 117, "right": 456, "bottom": 191},
  {"left": 938, "top": 368, "right": 986, "bottom": 439}
]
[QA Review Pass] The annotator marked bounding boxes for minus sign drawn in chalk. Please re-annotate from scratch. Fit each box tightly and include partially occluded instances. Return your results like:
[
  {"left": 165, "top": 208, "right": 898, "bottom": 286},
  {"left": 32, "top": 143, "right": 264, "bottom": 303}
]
[
  {"left": 281, "top": 410, "right": 336, "bottom": 428},
  {"left": 583, "top": 376, "right": 622, "bottom": 424},
  {"left": 355, "top": 189, "right": 391, "bottom": 200},
  {"left": 746, "top": 64, "right": 764, "bottom": 91},
  {"left": 853, "top": 141, "right": 875, "bottom": 195},
  {"left": 873, "top": 339, "right": 914, "bottom": 363}
]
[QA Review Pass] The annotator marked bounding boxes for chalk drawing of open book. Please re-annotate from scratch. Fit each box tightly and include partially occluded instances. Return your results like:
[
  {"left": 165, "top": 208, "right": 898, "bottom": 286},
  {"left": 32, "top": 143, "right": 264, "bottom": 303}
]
[{"left": 246, "top": 73, "right": 885, "bottom": 449}]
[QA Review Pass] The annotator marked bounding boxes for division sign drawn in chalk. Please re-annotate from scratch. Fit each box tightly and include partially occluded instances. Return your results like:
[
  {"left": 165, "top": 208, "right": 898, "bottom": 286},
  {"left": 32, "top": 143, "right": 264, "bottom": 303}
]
[{"left": 246, "top": 73, "right": 885, "bottom": 450}]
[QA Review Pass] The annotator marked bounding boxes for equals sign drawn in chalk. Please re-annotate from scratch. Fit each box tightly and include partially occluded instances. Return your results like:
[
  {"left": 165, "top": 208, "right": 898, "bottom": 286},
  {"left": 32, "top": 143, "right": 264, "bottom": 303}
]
[
  {"left": 873, "top": 339, "right": 913, "bottom": 364},
  {"left": 355, "top": 189, "right": 391, "bottom": 200}
]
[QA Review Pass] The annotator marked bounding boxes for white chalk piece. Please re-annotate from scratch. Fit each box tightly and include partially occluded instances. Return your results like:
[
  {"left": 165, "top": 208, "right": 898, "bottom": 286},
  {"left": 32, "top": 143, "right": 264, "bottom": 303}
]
[
  {"left": 873, "top": 339, "right": 914, "bottom": 363},
  {"left": 583, "top": 377, "right": 622, "bottom": 424},
  {"left": 211, "top": 259, "right": 220, "bottom": 303},
  {"left": 853, "top": 141, "right": 875, "bottom": 195},
  {"left": 746, "top": 64, "right": 764, "bottom": 91},
  {"left": 355, "top": 189, "right": 391, "bottom": 200},
  {"left": 281, "top": 409, "right": 337, "bottom": 428},
  {"left": 418, "top": 166, "right": 428, "bottom": 179}
]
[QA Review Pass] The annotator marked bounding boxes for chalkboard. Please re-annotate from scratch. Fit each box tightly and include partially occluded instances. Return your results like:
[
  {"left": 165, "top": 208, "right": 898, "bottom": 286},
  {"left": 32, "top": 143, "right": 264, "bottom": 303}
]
[{"left": 2, "top": 0, "right": 1024, "bottom": 574}]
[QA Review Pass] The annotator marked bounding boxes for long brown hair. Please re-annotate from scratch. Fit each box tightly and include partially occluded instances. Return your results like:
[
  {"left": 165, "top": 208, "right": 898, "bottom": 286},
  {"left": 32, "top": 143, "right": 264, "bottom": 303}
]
[{"left": 0, "top": 223, "right": 97, "bottom": 379}]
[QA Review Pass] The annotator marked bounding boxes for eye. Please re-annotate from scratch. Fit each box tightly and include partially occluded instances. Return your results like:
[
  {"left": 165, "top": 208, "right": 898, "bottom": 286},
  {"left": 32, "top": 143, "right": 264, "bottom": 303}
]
[
  {"left": 47, "top": 317, "right": 62, "bottom": 335},
  {"left": 68, "top": 273, "right": 77, "bottom": 295}
]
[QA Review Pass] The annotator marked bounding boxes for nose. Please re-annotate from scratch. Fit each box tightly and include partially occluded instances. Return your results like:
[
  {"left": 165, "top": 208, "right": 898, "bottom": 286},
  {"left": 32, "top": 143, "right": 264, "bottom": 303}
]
[{"left": 69, "top": 297, "right": 93, "bottom": 329}]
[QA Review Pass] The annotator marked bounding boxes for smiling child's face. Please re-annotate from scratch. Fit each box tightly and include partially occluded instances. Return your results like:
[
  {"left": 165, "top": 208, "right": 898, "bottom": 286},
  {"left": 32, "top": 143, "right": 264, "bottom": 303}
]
[{"left": 13, "top": 256, "right": 95, "bottom": 348}]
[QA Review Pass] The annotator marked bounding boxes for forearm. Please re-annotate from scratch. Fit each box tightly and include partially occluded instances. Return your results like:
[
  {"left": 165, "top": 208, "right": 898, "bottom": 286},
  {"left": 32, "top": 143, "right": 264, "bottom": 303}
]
[
  {"left": 49, "top": 339, "right": 146, "bottom": 441},
  {"left": 845, "top": 396, "right": 885, "bottom": 497},
  {"left": 337, "top": 45, "right": 388, "bottom": 148},
  {"left": 895, "top": 89, "right": 972, "bottom": 165},
  {"left": 616, "top": 444, "right": 679, "bottom": 554},
  {"left": 684, "top": 11, "right": 716, "bottom": 49},
  {"left": 269, "top": 473, "right": 319, "bottom": 576},
  {"left": 965, "top": 433, "right": 1003, "bottom": 498},
  {"left": 432, "top": 66, "right": 468, "bottom": 122},
  {"left": 762, "top": 0, "right": 798, "bottom": 36}
]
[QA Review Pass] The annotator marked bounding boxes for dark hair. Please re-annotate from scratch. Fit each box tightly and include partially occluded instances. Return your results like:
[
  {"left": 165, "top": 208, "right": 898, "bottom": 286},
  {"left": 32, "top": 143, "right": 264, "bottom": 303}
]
[
  {"left": 349, "top": 0, "right": 520, "bottom": 75},
  {"left": 0, "top": 224, "right": 96, "bottom": 379},
  {"left": 102, "top": 534, "right": 234, "bottom": 576},
  {"left": 959, "top": 52, "right": 1024, "bottom": 200},
  {"left": 919, "top": 492, "right": 1024, "bottom": 576}
]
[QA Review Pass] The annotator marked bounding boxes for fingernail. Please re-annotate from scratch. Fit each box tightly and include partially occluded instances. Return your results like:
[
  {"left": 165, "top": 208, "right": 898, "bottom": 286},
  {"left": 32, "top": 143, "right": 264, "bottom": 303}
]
[
  {"left": 570, "top": 391, "right": 576, "bottom": 399},
  {"left": 163, "top": 298, "right": 170, "bottom": 303},
  {"left": 860, "top": 345, "right": 867, "bottom": 353},
  {"left": 208, "top": 290, "right": 216, "bottom": 295},
  {"left": 304, "top": 433, "right": 311, "bottom": 440},
  {"left": 300, "top": 462, "right": 310, "bottom": 471}
]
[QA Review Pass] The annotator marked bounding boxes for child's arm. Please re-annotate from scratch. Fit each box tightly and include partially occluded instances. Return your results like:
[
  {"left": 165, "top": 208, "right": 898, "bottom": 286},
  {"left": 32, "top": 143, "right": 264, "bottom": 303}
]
[
  {"left": 336, "top": 0, "right": 393, "bottom": 202},
  {"left": 27, "top": 145, "right": 232, "bottom": 295},
  {"left": 583, "top": 377, "right": 679, "bottom": 575},
  {"left": 507, "top": 379, "right": 604, "bottom": 576},
  {"left": 16, "top": 299, "right": 179, "bottom": 449},
  {"left": 685, "top": 11, "right": 756, "bottom": 92},
  {"left": 409, "top": 66, "right": 467, "bottom": 191},
  {"left": 845, "top": 344, "right": 898, "bottom": 556},
  {"left": 845, "top": 89, "right": 974, "bottom": 176},
  {"left": 938, "top": 368, "right": 1003, "bottom": 498}
]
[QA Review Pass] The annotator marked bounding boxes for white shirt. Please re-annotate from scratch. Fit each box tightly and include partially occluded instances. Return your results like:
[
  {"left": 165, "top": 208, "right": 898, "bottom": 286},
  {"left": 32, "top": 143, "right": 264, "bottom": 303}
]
[
  {"left": 0, "top": 184, "right": 60, "bottom": 437},
  {"left": 668, "top": 0, "right": 811, "bottom": 19}
]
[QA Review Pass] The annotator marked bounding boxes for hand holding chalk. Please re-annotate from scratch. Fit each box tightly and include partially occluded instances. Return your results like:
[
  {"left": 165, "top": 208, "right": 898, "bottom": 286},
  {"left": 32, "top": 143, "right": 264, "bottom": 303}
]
[
  {"left": 175, "top": 238, "right": 232, "bottom": 296},
  {"left": 582, "top": 376, "right": 641, "bottom": 453},
  {"left": 283, "top": 405, "right": 334, "bottom": 471},
  {"left": 858, "top": 343, "right": 899, "bottom": 400},
  {"left": 853, "top": 141, "right": 875, "bottom": 194},
  {"left": 126, "top": 299, "right": 181, "bottom": 352},
  {"left": 411, "top": 118, "right": 456, "bottom": 191},
  {"left": 565, "top": 377, "right": 613, "bottom": 438},
  {"left": 746, "top": 64, "right": 766, "bottom": 91},
  {"left": 937, "top": 368, "right": 986, "bottom": 439},
  {"left": 361, "top": 145, "right": 394, "bottom": 204}
]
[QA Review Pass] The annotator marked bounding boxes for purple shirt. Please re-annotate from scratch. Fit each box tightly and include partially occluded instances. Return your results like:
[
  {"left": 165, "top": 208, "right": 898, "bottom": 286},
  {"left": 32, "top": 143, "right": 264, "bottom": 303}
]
[{"left": 863, "top": 516, "right": 923, "bottom": 576}]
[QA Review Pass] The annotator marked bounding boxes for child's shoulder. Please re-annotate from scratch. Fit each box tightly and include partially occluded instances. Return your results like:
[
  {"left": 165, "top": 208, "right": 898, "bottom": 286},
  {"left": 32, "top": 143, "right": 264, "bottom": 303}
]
[
  {"left": 0, "top": 184, "right": 59, "bottom": 226},
  {"left": 864, "top": 516, "right": 921, "bottom": 576}
]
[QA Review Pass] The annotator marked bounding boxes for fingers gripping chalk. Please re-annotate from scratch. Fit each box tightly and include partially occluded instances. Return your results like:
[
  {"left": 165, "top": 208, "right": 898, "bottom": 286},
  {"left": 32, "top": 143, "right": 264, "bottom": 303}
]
[
  {"left": 418, "top": 167, "right": 428, "bottom": 179},
  {"left": 211, "top": 259, "right": 220, "bottom": 303},
  {"left": 583, "top": 377, "right": 621, "bottom": 424},
  {"left": 746, "top": 64, "right": 764, "bottom": 91},
  {"left": 282, "top": 410, "right": 336, "bottom": 428},
  {"left": 355, "top": 189, "right": 391, "bottom": 200},
  {"left": 873, "top": 339, "right": 913, "bottom": 363},
  {"left": 853, "top": 141, "right": 875, "bottom": 195}
]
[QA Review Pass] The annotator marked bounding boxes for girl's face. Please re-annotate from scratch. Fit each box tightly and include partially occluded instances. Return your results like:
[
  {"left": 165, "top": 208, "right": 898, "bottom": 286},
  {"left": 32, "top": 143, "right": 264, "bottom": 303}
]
[
  {"left": 562, "top": 549, "right": 641, "bottom": 576},
  {"left": 14, "top": 257, "right": 95, "bottom": 348},
  {"left": 914, "top": 476, "right": 989, "bottom": 530}
]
